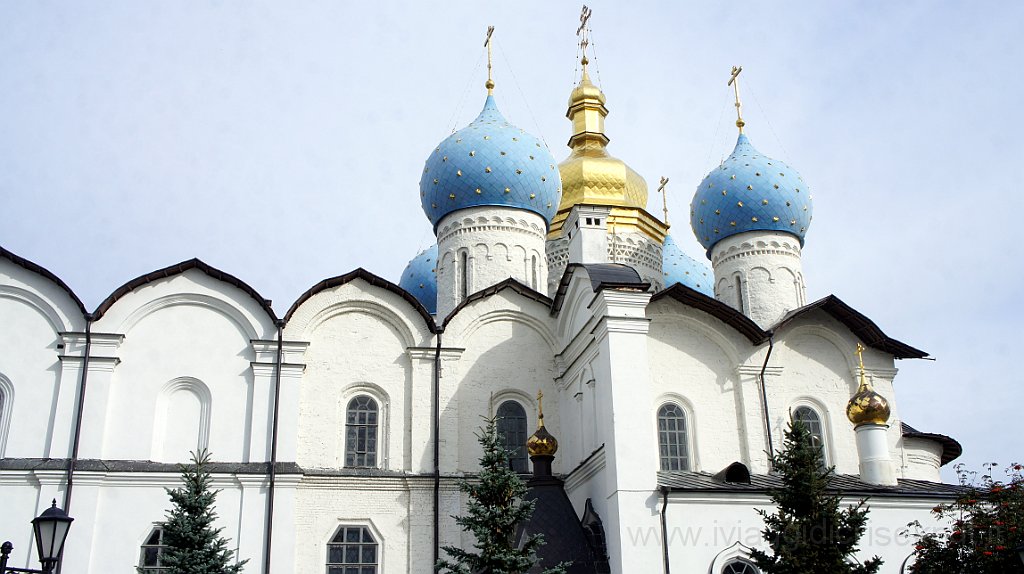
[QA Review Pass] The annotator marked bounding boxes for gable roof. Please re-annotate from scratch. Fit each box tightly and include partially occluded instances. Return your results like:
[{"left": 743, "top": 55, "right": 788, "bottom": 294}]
[
  {"left": 285, "top": 267, "right": 436, "bottom": 330},
  {"left": 771, "top": 295, "right": 928, "bottom": 359},
  {"left": 0, "top": 245, "right": 88, "bottom": 316},
  {"left": 650, "top": 283, "right": 767, "bottom": 344},
  {"left": 442, "top": 277, "right": 551, "bottom": 327},
  {"left": 551, "top": 263, "right": 650, "bottom": 315},
  {"left": 93, "top": 258, "right": 278, "bottom": 322}
]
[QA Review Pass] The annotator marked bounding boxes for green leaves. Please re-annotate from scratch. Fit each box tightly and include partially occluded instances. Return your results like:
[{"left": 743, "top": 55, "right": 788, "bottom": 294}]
[
  {"left": 749, "top": 420, "right": 882, "bottom": 574},
  {"left": 145, "top": 449, "right": 248, "bottom": 574}
]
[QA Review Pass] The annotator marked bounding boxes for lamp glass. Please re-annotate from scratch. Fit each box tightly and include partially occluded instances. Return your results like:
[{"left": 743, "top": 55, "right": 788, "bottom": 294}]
[{"left": 31, "top": 502, "right": 73, "bottom": 564}]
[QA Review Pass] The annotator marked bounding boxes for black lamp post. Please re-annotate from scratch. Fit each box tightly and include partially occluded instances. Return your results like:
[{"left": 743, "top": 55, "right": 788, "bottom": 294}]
[{"left": 0, "top": 500, "right": 73, "bottom": 574}]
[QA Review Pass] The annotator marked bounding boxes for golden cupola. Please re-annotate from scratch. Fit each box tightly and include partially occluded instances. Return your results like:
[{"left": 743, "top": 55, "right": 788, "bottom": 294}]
[
  {"left": 526, "top": 391, "right": 558, "bottom": 457},
  {"left": 846, "top": 343, "right": 892, "bottom": 426},
  {"left": 549, "top": 55, "right": 657, "bottom": 239}
]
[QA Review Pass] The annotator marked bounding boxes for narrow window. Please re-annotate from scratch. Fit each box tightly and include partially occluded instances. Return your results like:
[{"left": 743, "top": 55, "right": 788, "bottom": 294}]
[
  {"left": 496, "top": 401, "right": 528, "bottom": 473},
  {"left": 793, "top": 406, "right": 826, "bottom": 467},
  {"left": 530, "top": 255, "right": 538, "bottom": 290},
  {"left": 735, "top": 275, "right": 744, "bottom": 313},
  {"left": 459, "top": 251, "right": 469, "bottom": 301},
  {"left": 657, "top": 403, "right": 690, "bottom": 471},
  {"left": 723, "top": 559, "right": 760, "bottom": 574},
  {"left": 326, "top": 526, "right": 378, "bottom": 574},
  {"left": 139, "top": 527, "right": 167, "bottom": 573},
  {"left": 345, "top": 396, "right": 379, "bottom": 467}
]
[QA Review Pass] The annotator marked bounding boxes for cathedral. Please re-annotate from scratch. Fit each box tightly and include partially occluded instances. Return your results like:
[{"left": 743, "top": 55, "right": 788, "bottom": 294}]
[{"left": 0, "top": 19, "right": 963, "bottom": 574}]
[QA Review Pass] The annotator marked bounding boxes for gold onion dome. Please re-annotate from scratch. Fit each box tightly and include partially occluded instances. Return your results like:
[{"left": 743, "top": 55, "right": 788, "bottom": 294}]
[
  {"left": 526, "top": 391, "right": 558, "bottom": 457},
  {"left": 846, "top": 344, "right": 891, "bottom": 426},
  {"left": 551, "top": 59, "right": 648, "bottom": 234}
]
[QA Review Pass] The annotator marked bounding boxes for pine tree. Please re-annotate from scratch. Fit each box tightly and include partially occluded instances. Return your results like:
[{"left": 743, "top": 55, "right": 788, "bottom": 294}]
[
  {"left": 436, "top": 418, "right": 566, "bottom": 574},
  {"left": 147, "top": 449, "right": 247, "bottom": 574},
  {"left": 749, "top": 420, "right": 882, "bottom": 574}
]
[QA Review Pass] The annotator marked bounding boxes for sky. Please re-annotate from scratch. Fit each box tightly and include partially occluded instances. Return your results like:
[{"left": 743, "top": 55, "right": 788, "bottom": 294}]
[{"left": 1, "top": 1, "right": 1021, "bottom": 481}]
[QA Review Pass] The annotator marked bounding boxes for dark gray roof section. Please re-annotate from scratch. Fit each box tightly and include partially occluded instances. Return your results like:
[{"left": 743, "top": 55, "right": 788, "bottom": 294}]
[
  {"left": 658, "top": 471, "right": 963, "bottom": 498},
  {"left": 902, "top": 422, "right": 963, "bottom": 466},
  {"left": 551, "top": 263, "right": 650, "bottom": 315},
  {"left": 0, "top": 245, "right": 88, "bottom": 316},
  {"left": 285, "top": 267, "right": 436, "bottom": 331},
  {"left": 442, "top": 277, "right": 552, "bottom": 327},
  {"left": 93, "top": 258, "right": 278, "bottom": 322},
  {"left": 650, "top": 283, "right": 767, "bottom": 343},
  {"left": 771, "top": 295, "right": 928, "bottom": 359}
]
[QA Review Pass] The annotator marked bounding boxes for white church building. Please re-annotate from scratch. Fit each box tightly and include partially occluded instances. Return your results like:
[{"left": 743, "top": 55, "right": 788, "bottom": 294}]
[{"left": 0, "top": 24, "right": 963, "bottom": 574}]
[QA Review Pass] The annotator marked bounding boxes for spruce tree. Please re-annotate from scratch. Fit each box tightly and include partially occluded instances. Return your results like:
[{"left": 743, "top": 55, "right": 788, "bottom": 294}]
[
  {"left": 749, "top": 420, "right": 882, "bottom": 574},
  {"left": 436, "top": 418, "right": 566, "bottom": 574},
  {"left": 147, "top": 449, "right": 247, "bottom": 574}
]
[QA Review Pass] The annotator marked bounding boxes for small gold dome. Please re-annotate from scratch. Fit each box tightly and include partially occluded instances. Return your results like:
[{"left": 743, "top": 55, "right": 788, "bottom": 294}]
[
  {"left": 551, "top": 64, "right": 648, "bottom": 235},
  {"left": 526, "top": 390, "right": 558, "bottom": 457},
  {"left": 846, "top": 343, "right": 891, "bottom": 426}
]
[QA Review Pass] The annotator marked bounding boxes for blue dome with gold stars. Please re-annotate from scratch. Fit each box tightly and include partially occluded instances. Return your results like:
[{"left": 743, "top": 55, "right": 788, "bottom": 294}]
[
  {"left": 691, "top": 134, "right": 813, "bottom": 255},
  {"left": 398, "top": 245, "right": 438, "bottom": 315},
  {"left": 419, "top": 96, "right": 561, "bottom": 231},
  {"left": 662, "top": 235, "right": 713, "bottom": 296}
]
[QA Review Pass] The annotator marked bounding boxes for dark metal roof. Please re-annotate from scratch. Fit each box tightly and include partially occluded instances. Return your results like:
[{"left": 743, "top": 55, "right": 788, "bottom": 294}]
[
  {"left": 771, "top": 295, "right": 928, "bottom": 359},
  {"left": 650, "top": 283, "right": 767, "bottom": 343},
  {"left": 658, "top": 471, "right": 963, "bottom": 498},
  {"left": 551, "top": 263, "right": 650, "bottom": 315},
  {"left": 93, "top": 258, "right": 278, "bottom": 322},
  {"left": 517, "top": 475, "right": 608, "bottom": 574},
  {"left": 285, "top": 267, "right": 436, "bottom": 331},
  {"left": 0, "top": 245, "right": 87, "bottom": 316},
  {"left": 902, "top": 422, "right": 963, "bottom": 466},
  {"left": 442, "top": 277, "right": 552, "bottom": 327}
]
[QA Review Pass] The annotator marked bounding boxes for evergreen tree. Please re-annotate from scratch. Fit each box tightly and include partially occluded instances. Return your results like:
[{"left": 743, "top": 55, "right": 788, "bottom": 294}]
[
  {"left": 147, "top": 449, "right": 247, "bottom": 574},
  {"left": 436, "top": 418, "right": 566, "bottom": 574},
  {"left": 749, "top": 420, "right": 882, "bottom": 574}
]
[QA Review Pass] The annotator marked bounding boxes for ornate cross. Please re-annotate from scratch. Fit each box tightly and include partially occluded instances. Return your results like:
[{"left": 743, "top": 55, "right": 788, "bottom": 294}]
[
  {"left": 657, "top": 176, "right": 670, "bottom": 225},
  {"left": 536, "top": 389, "right": 545, "bottom": 420},
  {"left": 728, "top": 65, "right": 745, "bottom": 133},
  {"left": 577, "top": 5, "right": 593, "bottom": 66},
  {"left": 855, "top": 342, "right": 866, "bottom": 373},
  {"left": 484, "top": 26, "right": 495, "bottom": 93}
]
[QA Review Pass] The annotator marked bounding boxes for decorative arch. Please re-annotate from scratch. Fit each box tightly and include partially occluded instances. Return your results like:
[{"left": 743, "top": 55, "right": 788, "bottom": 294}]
[
  {"left": 151, "top": 377, "right": 212, "bottom": 463},
  {"left": 777, "top": 324, "right": 861, "bottom": 375},
  {"left": 303, "top": 300, "right": 418, "bottom": 349},
  {"left": 654, "top": 313, "right": 744, "bottom": 367},
  {"left": 655, "top": 395, "right": 696, "bottom": 471},
  {"left": 708, "top": 541, "right": 759, "bottom": 574},
  {"left": 454, "top": 309, "right": 557, "bottom": 351},
  {"left": 117, "top": 293, "right": 261, "bottom": 340},
  {"left": 0, "top": 285, "right": 72, "bottom": 333},
  {"left": 790, "top": 397, "right": 835, "bottom": 466},
  {"left": 0, "top": 373, "right": 14, "bottom": 457}
]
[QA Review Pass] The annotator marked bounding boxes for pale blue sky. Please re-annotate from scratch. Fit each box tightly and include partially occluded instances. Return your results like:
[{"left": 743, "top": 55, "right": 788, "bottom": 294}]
[{"left": 2, "top": 1, "right": 1021, "bottom": 480}]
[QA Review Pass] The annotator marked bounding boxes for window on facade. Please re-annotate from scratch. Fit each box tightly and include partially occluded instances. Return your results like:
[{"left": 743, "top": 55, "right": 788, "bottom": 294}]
[
  {"left": 139, "top": 527, "right": 167, "bottom": 573},
  {"left": 345, "top": 396, "right": 378, "bottom": 467},
  {"left": 459, "top": 251, "right": 469, "bottom": 302},
  {"left": 657, "top": 403, "right": 690, "bottom": 471},
  {"left": 326, "top": 526, "right": 378, "bottom": 574},
  {"left": 496, "top": 401, "right": 528, "bottom": 473},
  {"left": 793, "top": 406, "right": 826, "bottom": 466},
  {"left": 530, "top": 255, "right": 538, "bottom": 290},
  {"left": 722, "top": 558, "right": 760, "bottom": 574},
  {"left": 734, "top": 276, "right": 744, "bottom": 313}
]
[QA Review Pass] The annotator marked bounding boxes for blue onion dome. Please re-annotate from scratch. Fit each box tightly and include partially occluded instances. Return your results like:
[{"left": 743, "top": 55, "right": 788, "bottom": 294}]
[
  {"left": 690, "top": 134, "right": 813, "bottom": 254},
  {"left": 662, "top": 235, "right": 713, "bottom": 296},
  {"left": 419, "top": 96, "right": 562, "bottom": 231},
  {"left": 398, "top": 245, "right": 438, "bottom": 315}
]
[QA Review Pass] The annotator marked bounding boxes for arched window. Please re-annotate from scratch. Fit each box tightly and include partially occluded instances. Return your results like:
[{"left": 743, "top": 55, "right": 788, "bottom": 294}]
[
  {"left": 327, "top": 526, "right": 378, "bottom": 573},
  {"left": 345, "top": 396, "right": 378, "bottom": 467},
  {"left": 793, "top": 406, "right": 826, "bottom": 466},
  {"left": 723, "top": 558, "right": 760, "bottom": 574},
  {"left": 657, "top": 403, "right": 690, "bottom": 471},
  {"left": 530, "top": 255, "right": 538, "bottom": 290},
  {"left": 734, "top": 275, "right": 744, "bottom": 313},
  {"left": 459, "top": 251, "right": 469, "bottom": 302},
  {"left": 138, "top": 527, "right": 167, "bottom": 573},
  {"left": 496, "top": 401, "right": 528, "bottom": 473}
]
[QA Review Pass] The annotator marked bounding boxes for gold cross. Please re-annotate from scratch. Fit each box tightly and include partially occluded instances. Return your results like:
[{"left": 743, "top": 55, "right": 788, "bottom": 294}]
[
  {"left": 657, "top": 176, "right": 670, "bottom": 225},
  {"left": 728, "top": 65, "right": 745, "bottom": 133},
  {"left": 484, "top": 26, "right": 495, "bottom": 94},
  {"left": 577, "top": 5, "right": 593, "bottom": 68},
  {"left": 536, "top": 390, "right": 545, "bottom": 420},
  {"left": 855, "top": 342, "right": 865, "bottom": 373}
]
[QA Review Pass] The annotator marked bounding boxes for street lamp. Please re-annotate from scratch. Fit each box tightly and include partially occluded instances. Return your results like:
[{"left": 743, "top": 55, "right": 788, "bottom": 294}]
[{"left": 0, "top": 500, "right": 73, "bottom": 574}]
